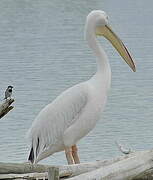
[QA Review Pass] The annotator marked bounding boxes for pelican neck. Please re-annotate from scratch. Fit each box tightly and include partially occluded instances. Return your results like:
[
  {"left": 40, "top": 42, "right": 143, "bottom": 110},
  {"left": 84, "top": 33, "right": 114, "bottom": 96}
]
[{"left": 85, "top": 26, "right": 110, "bottom": 75}]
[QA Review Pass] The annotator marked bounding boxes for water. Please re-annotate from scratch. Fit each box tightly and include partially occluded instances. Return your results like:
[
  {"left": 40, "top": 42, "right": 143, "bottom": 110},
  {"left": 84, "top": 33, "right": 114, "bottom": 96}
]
[{"left": 0, "top": 0, "right": 153, "bottom": 165}]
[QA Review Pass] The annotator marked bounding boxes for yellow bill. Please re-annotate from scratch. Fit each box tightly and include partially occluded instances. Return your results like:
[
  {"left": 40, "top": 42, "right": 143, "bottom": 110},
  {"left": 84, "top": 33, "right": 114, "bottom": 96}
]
[{"left": 96, "top": 25, "right": 136, "bottom": 72}]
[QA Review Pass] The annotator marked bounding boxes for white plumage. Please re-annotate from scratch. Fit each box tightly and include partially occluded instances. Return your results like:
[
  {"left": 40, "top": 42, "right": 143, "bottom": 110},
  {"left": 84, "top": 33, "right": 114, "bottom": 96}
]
[{"left": 27, "top": 10, "right": 135, "bottom": 164}]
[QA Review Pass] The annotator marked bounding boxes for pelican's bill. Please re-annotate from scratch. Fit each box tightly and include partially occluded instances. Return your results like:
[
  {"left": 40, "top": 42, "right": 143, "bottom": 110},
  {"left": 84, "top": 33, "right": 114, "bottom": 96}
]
[{"left": 96, "top": 25, "right": 136, "bottom": 72}]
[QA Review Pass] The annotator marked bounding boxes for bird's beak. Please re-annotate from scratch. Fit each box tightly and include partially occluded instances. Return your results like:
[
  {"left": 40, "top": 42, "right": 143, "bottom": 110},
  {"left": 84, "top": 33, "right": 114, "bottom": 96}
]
[{"left": 96, "top": 25, "right": 136, "bottom": 72}]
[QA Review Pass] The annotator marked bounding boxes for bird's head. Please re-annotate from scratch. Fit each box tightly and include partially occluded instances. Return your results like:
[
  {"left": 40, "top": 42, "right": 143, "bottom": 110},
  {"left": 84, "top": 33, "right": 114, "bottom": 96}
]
[
  {"left": 86, "top": 10, "right": 109, "bottom": 28},
  {"left": 8, "top": 85, "right": 13, "bottom": 89},
  {"left": 85, "top": 10, "right": 136, "bottom": 72}
]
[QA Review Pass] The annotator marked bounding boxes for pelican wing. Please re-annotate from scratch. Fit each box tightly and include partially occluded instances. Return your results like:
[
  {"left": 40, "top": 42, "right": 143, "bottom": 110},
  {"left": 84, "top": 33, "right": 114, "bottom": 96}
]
[{"left": 27, "top": 82, "right": 88, "bottom": 162}]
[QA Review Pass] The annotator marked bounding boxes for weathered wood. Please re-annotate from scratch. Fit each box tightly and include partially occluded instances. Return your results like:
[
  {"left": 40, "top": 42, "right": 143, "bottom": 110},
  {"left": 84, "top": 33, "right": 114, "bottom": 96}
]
[
  {"left": 0, "top": 172, "right": 47, "bottom": 179},
  {"left": 0, "top": 162, "right": 52, "bottom": 174},
  {"left": 0, "top": 155, "right": 128, "bottom": 176},
  {"left": 59, "top": 154, "right": 129, "bottom": 177},
  {"left": 133, "top": 167, "right": 153, "bottom": 180},
  {"left": 0, "top": 98, "right": 14, "bottom": 119},
  {"left": 48, "top": 167, "right": 59, "bottom": 180},
  {"left": 1, "top": 150, "right": 153, "bottom": 179},
  {"left": 68, "top": 150, "right": 153, "bottom": 180}
]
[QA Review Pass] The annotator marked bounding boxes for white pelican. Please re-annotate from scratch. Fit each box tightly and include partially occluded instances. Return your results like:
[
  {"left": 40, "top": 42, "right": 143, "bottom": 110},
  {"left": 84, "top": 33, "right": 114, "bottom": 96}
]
[{"left": 27, "top": 10, "right": 136, "bottom": 164}]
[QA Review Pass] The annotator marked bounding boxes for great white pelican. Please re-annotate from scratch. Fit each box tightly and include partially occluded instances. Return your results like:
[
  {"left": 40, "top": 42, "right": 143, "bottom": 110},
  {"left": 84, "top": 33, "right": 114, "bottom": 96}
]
[{"left": 27, "top": 10, "right": 136, "bottom": 164}]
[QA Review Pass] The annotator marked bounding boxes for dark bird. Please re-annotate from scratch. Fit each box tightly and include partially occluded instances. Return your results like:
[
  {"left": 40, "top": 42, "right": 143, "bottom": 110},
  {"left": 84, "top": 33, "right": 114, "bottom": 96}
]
[{"left": 4, "top": 86, "right": 13, "bottom": 99}]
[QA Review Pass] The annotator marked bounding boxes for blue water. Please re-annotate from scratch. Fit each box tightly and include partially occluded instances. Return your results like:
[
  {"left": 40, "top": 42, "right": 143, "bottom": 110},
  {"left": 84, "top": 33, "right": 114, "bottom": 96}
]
[{"left": 0, "top": 0, "right": 153, "bottom": 165}]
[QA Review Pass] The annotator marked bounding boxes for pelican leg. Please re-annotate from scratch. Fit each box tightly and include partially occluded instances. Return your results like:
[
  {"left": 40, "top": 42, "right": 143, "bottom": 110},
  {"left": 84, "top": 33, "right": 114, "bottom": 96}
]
[
  {"left": 72, "top": 145, "right": 80, "bottom": 164},
  {"left": 65, "top": 147, "right": 75, "bottom": 164}
]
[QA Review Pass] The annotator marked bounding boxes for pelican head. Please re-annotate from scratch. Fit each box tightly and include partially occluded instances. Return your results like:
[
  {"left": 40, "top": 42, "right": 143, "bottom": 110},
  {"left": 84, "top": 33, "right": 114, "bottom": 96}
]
[{"left": 86, "top": 10, "right": 136, "bottom": 72}]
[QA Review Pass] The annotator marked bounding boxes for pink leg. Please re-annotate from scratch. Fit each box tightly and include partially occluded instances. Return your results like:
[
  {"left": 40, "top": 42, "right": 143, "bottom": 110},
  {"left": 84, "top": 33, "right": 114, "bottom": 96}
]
[
  {"left": 65, "top": 147, "right": 75, "bottom": 165},
  {"left": 72, "top": 145, "right": 80, "bottom": 164}
]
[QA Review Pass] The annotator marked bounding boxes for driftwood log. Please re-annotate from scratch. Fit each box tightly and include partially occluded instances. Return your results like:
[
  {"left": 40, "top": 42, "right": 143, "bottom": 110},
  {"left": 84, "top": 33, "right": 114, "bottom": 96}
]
[
  {"left": 0, "top": 98, "right": 14, "bottom": 119},
  {"left": 0, "top": 172, "right": 48, "bottom": 180},
  {"left": 1, "top": 149, "right": 153, "bottom": 179}
]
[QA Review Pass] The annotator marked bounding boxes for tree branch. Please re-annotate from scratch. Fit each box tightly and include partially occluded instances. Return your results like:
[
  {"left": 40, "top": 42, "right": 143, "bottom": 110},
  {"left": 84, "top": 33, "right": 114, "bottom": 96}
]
[{"left": 0, "top": 98, "right": 14, "bottom": 119}]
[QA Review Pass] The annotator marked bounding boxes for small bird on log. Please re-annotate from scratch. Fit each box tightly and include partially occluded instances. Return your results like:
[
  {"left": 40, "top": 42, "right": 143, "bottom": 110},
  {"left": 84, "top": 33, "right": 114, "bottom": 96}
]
[{"left": 4, "top": 86, "right": 13, "bottom": 100}]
